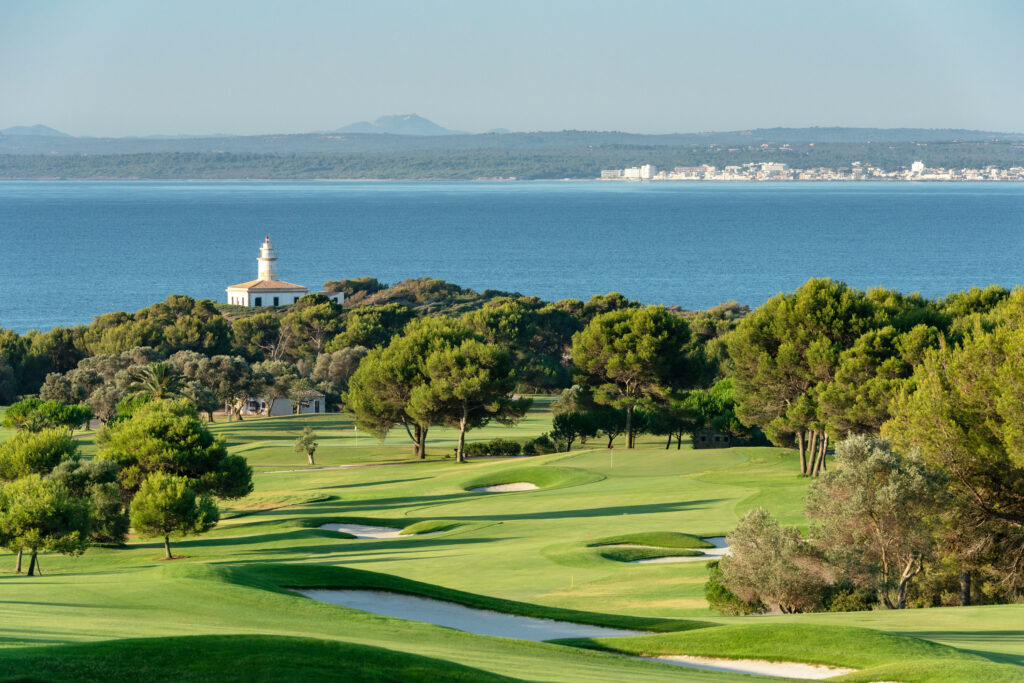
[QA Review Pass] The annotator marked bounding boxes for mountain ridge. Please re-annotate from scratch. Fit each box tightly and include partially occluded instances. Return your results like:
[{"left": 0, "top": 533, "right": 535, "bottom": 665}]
[
  {"left": 334, "top": 114, "right": 459, "bottom": 136},
  {"left": 1, "top": 121, "right": 1022, "bottom": 157}
]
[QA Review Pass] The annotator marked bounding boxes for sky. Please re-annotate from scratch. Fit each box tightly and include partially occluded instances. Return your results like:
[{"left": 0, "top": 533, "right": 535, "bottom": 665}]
[{"left": 2, "top": 0, "right": 1023, "bottom": 137}]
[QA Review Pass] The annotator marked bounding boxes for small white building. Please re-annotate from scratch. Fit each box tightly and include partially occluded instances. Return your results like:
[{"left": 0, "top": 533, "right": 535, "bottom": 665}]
[
  {"left": 226, "top": 237, "right": 343, "bottom": 307},
  {"left": 241, "top": 390, "right": 327, "bottom": 417}
]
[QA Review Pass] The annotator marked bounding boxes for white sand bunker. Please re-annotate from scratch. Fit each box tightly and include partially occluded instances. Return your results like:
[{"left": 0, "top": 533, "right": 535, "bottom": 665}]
[
  {"left": 319, "top": 522, "right": 442, "bottom": 539},
  {"left": 319, "top": 523, "right": 403, "bottom": 539},
  {"left": 631, "top": 536, "right": 730, "bottom": 564},
  {"left": 652, "top": 655, "right": 856, "bottom": 679},
  {"left": 296, "top": 589, "right": 646, "bottom": 641},
  {"left": 469, "top": 482, "right": 539, "bottom": 493}
]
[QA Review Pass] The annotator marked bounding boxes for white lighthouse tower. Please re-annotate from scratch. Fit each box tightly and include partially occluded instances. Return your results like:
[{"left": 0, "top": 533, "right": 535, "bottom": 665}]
[
  {"left": 225, "top": 236, "right": 344, "bottom": 308},
  {"left": 257, "top": 236, "right": 278, "bottom": 281}
]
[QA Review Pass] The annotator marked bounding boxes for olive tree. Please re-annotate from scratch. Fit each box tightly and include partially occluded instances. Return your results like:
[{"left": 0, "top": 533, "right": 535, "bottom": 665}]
[
  {"left": 719, "top": 508, "right": 832, "bottom": 613},
  {"left": 806, "top": 435, "right": 947, "bottom": 608},
  {"left": 294, "top": 426, "right": 318, "bottom": 465}
]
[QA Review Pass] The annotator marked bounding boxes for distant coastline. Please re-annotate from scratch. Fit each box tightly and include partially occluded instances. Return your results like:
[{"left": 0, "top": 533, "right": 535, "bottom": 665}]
[{"left": 2, "top": 177, "right": 1023, "bottom": 183}]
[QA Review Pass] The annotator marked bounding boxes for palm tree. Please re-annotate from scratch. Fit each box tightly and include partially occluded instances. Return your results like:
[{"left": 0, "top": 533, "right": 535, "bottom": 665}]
[{"left": 129, "top": 363, "right": 184, "bottom": 402}]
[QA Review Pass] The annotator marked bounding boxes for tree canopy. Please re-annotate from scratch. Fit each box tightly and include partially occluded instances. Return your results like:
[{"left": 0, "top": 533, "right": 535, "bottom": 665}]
[
  {"left": 96, "top": 399, "right": 252, "bottom": 500},
  {"left": 572, "top": 306, "right": 692, "bottom": 447}
]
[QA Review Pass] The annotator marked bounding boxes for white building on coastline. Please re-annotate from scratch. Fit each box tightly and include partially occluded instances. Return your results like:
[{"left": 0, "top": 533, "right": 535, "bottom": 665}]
[{"left": 226, "top": 236, "right": 344, "bottom": 308}]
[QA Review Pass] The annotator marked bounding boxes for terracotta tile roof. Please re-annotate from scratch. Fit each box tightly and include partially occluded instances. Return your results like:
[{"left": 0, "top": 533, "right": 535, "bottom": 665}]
[{"left": 226, "top": 279, "right": 309, "bottom": 292}]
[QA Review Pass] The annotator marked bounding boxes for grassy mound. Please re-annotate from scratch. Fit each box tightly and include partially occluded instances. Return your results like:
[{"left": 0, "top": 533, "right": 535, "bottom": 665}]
[
  {"left": 461, "top": 466, "right": 602, "bottom": 492},
  {"left": 596, "top": 547, "right": 703, "bottom": 562},
  {"left": 587, "top": 531, "right": 713, "bottom": 549},
  {"left": 555, "top": 623, "right": 982, "bottom": 669},
  {"left": 835, "top": 659, "right": 1024, "bottom": 683},
  {"left": 400, "top": 520, "right": 464, "bottom": 535},
  {"left": 0, "top": 634, "right": 514, "bottom": 682}
]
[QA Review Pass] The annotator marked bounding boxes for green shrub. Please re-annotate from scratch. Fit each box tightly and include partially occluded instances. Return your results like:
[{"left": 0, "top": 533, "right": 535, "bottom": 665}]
[
  {"left": 704, "top": 561, "right": 765, "bottom": 616},
  {"left": 523, "top": 434, "right": 556, "bottom": 456},
  {"left": 488, "top": 439, "right": 521, "bottom": 457},
  {"left": 824, "top": 586, "right": 877, "bottom": 612},
  {"left": 463, "top": 442, "right": 490, "bottom": 458},
  {"left": 463, "top": 439, "right": 523, "bottom": 458}
]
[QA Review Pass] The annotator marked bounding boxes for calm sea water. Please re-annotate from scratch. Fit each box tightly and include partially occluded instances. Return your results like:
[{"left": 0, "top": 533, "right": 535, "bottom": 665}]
[{"left": 1, "top": 181, "right": 1022, "bottom": 332}]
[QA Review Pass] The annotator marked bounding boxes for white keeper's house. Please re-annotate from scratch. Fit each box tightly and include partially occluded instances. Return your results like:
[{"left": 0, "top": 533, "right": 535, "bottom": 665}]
[{"left": 226, "top": 236, "right": 343, "bottom": 308}]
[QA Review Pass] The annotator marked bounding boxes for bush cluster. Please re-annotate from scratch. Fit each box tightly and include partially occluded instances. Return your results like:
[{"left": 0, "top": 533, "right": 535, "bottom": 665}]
[
  {"left": 462, "top": 438, "right": 522, "bottom": 458},
  {"left": 521, "top": 434, "right": 557, "bottom": 456}
]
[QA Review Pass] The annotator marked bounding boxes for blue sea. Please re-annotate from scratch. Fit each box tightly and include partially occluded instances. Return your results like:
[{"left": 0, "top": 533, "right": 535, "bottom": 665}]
[{"left": 1, "top": 181, "right": 1022, "bottom": 332}]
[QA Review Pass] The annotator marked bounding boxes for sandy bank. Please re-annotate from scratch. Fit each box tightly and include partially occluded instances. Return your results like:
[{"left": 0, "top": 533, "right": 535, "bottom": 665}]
[
  {"left": 295, "top": 589, "right": 646, "bottom": 641},
  {"left": 469, "top": 482, "right": 539, "bottom": 493},
  {"left": 631, "top": 536, "right": 730, "bottom": 564},
  {"left": 319, "top": 523, "right": 402, "bottom": 538},
  {"left": 651, "top": 654, "right": 856, "bottom": 679}
]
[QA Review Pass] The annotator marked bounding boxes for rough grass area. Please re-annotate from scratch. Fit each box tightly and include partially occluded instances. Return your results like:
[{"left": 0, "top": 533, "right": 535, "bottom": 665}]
[
  {"left": 587, "top": 531, "right": 714, "bottom": 549},
  {"left": 400, "top": 520, "right": 464, "bottom": 535},
  {"left": 0, "top": 634, "right": 516, "bottom": 683},
  {"left": 555, "top": 623, "right": 982, "bottom": 669},
  {"left": 459, "top": 465, "right": 602, "bottom": 491},
  {"left": 596, "top": 547, "right": 703, "bottom": 562}
]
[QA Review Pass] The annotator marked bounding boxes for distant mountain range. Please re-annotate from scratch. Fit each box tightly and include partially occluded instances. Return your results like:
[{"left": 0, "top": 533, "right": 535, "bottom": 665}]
[
  {"left": 2, "top": 116, "right": 1023, "bottom": 157},
  {"left": 1, "top": 124, "right": 70, "bottom": 137},
  {"left": 332, "top": 114, "right": 461, "bottom": 136},
  {"left": 2, "top": 116, "right": 1024, "bottom": 166}
]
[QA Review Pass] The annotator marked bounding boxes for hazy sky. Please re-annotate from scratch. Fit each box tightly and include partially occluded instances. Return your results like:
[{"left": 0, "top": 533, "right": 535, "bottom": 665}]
[{"left": 2, "top": 1, "right": 1022, "bottom": 136}]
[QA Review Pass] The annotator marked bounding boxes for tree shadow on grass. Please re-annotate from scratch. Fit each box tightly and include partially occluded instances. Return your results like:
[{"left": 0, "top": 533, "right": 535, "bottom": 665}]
[
  {"left": 316, "top": 476, "right": 434, "bottom": 490},
  {"left": 405, "top": 499, "right": 727, "bottom": 522},
  {"left": 902, "top": 632, "right": 1024, "bottom": 667},
  {"left": 218, "top": 491, "right": 479, "bottom": 521},
  {"left": 218, "top": 536, "right": 498, "bottom": 562}
]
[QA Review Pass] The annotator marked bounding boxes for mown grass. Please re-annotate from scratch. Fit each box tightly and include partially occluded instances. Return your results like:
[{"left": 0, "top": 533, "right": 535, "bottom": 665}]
[
  {"left": 835, "top": 659, "right": 1024, "bottom": 683},
  {"left": 0, "top": 402, "right": 1020, "bottom": 680},
  {"left": 0, "top": 635, "right": 516, "bottom": 683},
  {"left": 556, "top": 622, "right": 978, "bottom": 668},
  {"left": 400, "top": 519, "right": 465, "bottom": 535},
  {"left": 459, "top": 465, "right": 604, "bottom": 491},
  {"left": 558, "top": 623, "right": 1024, "bottom": 682},
  {"left": 588, "top": 531, "right": 714, "bottom": 549}
]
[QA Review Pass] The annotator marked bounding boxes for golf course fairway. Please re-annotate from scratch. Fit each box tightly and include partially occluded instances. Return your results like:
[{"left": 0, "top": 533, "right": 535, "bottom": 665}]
[{"left": 0, "top": 409, "right": 1021, "bottom": 682}]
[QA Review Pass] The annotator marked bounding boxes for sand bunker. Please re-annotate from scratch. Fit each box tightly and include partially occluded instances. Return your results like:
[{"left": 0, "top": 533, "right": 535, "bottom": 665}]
[
  {"left": 295, "top": 589, "right": 646, "bottom": 641},
  {"left": 631, "top": 536, "right": 730, "bottom": 564},
  {"left": 319, "top": 523, "right": 403, "bottom": 539},
  {"left": 469, "top": 482, "right": 539, "bottom": 493},
  {"left": 652, "top": 655, "right": 856, "bottom": 679}
]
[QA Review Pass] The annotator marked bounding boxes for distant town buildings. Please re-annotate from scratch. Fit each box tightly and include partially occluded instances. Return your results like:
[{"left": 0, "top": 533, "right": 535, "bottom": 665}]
[
  {"left": 604, "top": 164, "right": 658, "bottom": 180},
  {"left": 598, "top": 161, "right": 1024, "bottom": 182}
]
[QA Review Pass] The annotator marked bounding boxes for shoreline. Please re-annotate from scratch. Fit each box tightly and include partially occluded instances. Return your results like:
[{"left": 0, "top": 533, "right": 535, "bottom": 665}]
[{"left": 2, "top": 177, "right": 1024, "bottom": 183}]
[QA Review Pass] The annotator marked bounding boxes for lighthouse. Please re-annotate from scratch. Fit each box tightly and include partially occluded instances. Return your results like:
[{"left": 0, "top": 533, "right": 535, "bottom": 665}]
[
  {"left": 225, "top": 236, "right": 344, "bottom": 308},
  {"left": 257, "top": 236, "right": 278, "bottom": 281}
]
